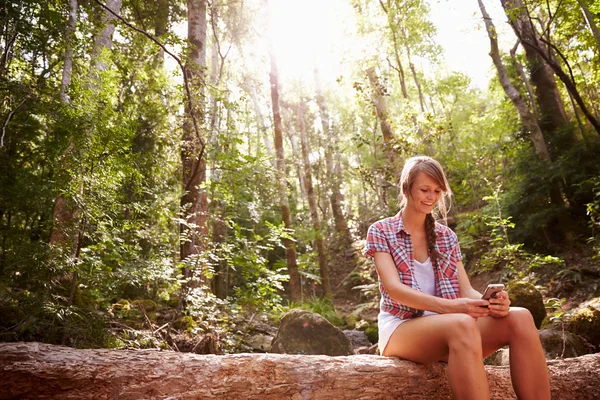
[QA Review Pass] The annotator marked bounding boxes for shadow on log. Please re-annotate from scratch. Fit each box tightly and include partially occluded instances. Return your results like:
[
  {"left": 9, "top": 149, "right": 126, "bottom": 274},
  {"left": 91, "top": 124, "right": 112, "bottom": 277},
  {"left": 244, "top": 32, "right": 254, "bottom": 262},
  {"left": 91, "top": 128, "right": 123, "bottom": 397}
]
[{"left": 1, "top": 342, "right": 599, "bottom": 399}]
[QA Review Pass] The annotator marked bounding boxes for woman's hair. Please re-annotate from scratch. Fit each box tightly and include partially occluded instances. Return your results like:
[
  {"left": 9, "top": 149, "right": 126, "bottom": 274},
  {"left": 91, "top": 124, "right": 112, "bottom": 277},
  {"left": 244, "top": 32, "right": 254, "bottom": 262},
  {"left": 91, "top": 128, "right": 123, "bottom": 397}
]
[{"left": 398, "top": 156, "right": 452, "bottom": 261}]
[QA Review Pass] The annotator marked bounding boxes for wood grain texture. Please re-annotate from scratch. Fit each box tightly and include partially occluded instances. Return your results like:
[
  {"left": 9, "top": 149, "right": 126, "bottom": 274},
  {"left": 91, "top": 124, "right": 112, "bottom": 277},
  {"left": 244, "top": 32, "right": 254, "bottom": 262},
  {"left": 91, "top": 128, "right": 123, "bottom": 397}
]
[{"left": 1, "top": 342, "right": 599, "bottom": 399}]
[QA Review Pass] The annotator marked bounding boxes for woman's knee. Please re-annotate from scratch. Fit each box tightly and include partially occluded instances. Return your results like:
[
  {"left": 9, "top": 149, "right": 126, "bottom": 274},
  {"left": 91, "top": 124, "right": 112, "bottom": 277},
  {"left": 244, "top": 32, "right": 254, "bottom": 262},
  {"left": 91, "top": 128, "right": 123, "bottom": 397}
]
[
  {"left": 506, "top": 307, "right": 538, "bottom": 335},
  {"left": 445, "top": 314, "right": 482, "bottom": 350}
]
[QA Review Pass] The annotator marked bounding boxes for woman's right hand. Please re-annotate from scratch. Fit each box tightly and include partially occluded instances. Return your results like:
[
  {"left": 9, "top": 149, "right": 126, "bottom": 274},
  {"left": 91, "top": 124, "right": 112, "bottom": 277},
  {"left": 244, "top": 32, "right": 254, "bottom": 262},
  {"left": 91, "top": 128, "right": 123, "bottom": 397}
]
[{"left": 446, "top": 298, "right": 490, "bottom": 318}]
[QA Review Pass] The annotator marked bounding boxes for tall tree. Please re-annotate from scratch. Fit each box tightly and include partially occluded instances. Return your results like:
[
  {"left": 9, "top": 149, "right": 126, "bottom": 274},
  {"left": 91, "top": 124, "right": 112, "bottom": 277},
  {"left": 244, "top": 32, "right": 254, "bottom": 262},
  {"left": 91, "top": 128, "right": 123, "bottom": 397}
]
[
  {"left": 314, "top": 69, "right": 349, "bottom": 235},
  {"left": 180, "top": 0, "right": 209, "bottom": 280},
  {"left": 366, "top": 67, "right": 400, "bottom": 175},
  {"left": 576, "top": 0, "right": 600, "bottom": 53},
  {"left": 297, "top": 101, "right": 332, "bottom": 299},
  {"left": 267, "top": 15, "right": 301, "bottom": 302},
  {"left": 478, "top": 0, "right": 552, "bottom": 164},
  {"left": 501, "top": 0, "right": 600, "bottom": 136}
]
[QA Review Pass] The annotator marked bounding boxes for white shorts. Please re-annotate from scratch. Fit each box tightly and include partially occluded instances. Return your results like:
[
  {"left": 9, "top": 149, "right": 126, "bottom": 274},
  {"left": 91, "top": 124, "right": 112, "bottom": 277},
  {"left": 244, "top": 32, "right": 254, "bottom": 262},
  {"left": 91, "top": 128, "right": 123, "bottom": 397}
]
[{"left": 378, "top": 310, "right": 438, "bottom": 354}]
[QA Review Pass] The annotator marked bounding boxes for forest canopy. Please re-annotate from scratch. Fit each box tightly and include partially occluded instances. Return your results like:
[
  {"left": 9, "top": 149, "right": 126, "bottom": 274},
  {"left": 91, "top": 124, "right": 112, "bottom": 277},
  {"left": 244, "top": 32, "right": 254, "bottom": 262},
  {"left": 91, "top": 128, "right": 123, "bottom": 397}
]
[{"left": 1, "top": 0, "right": 600, "bottom": 350}]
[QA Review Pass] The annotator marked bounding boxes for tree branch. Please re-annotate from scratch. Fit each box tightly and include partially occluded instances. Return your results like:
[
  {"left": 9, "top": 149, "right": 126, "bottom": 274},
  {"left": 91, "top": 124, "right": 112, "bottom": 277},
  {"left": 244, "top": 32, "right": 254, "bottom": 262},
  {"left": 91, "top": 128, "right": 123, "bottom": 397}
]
[
  {"left": 91, "top": 0, "right": 205, "bottom": 155},
  {"left": 1, "top": 97, "right": 27, "bottom": 148}
]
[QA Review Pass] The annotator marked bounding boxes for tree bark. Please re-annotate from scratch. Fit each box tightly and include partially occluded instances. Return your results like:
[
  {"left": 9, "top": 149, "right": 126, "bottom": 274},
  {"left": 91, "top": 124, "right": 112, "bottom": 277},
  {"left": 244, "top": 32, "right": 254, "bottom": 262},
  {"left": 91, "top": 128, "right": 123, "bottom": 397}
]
[
  {"left": 267, "top": 29, "right": 301, "bottom": 302},
  {"left": 92, "top": 0, "right": 123, "bottom": 71},
  {"left": 59, "top": 0, "right": 77, "bottom": 103},
  {"left": 314, "top": 69, "right": 348, "bottom": 234},
  {"left": 180, "top": 0, "right": 208, "bottom": 278},
  {"left": 297, "top": 101, "right": 332, "bottom": 299},
  {"left": 500, "top": 0, "right": 575, "bottom": 149},
  {"left": 577, "top": 0, "right": 600, "bottom": 54},
  {"left": 379, "top": 0, "right": 408, "bottom": 100},
  {"left": 479, "top": 0, "right": 552, "bottom": 164},
  {"left": 510, "top": 40, "right": 538, "bottom": 120},
  {"left": 154, "top": 0, "right": 169, "bottom": 61},
  {"left": 2, "top": 342, "right": 600, "bottom": 400},
  {"left": 366, "top": 67, "right": 399, "bottom": 176}
]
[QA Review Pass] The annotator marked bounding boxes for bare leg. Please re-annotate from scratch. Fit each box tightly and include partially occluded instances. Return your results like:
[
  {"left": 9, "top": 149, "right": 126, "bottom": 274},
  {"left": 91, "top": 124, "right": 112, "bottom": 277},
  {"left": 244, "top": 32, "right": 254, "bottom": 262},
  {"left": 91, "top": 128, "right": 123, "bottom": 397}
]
[
  {"left": 477, "top": 307, "right": 550, "bottom": 400},
  {"left": 383, "top": 313, "right": 490, "bottom": 400}
]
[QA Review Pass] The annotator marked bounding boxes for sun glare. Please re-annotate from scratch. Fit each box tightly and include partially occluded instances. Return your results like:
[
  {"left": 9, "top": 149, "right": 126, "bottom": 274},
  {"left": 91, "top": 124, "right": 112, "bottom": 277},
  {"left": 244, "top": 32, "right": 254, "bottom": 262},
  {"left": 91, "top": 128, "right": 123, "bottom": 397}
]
[{"left": 268, "top": 0, "right": 354, "bottom": 85}]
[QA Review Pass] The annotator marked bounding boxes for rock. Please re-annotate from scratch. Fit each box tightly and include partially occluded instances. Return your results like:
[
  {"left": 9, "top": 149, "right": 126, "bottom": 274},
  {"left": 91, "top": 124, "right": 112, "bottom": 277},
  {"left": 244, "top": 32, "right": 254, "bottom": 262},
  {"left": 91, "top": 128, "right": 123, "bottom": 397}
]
[
  {"left": 343, "top": 329, "right": 372, "bottom": 351},
  {"left": 363, "top": 324, "right": 378, "bottom": 344},
  {"left": 539, "top": 329, "right": 594, "bottom": 359},
  {"left": 132, "top": 299, "right": 158, "bottom": 312},
  {"left": 247, "top": 333, "right": 273, "bottom": 352},
  {"left": 1, "top": 342, "right": 600, "bottom": 399},
  {"left": 484, "top": 347, "right": 510, "bottom": 366},
  {"left": 566, "top": 297, "right": 600, "bottom": 351},
  {"left": 506, "top": 281, "right": 546, "bottom": 328},
  {"left": 270, "top": 309, "right": 354, "bottom": 356},
  {"left": 172, "top": 315, "right": 196, "bottom": 331}
]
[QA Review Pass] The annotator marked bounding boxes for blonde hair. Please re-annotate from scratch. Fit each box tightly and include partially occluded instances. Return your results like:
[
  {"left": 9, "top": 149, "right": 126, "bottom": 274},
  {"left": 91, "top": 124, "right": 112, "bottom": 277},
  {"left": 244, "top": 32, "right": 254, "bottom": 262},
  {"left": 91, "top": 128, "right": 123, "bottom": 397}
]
[{"left": 399, "top": 156, "right": 452, "bottom": 260}]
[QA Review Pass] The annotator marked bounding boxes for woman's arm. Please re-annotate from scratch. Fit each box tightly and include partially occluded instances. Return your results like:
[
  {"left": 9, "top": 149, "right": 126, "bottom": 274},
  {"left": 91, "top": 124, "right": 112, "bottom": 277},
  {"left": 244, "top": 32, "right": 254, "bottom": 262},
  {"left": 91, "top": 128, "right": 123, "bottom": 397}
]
[
  {"left": 456, "top": 259, "right": 511, "bottom": 317},
  {"left": 374, "top": 252, "right": 490, "bottom": 317},
  {"left": 456, "top": 260, "right": 484, "bottom": 299}
]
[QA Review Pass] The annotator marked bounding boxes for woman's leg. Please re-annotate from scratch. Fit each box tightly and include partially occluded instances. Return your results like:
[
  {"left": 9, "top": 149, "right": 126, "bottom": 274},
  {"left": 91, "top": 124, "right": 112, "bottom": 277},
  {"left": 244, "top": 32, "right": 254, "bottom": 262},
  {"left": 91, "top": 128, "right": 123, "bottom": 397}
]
[
  {"left": 383, "top": 313, "right": 489, "bottom": 400},
  {"left": 477, "top": 307, "right": 550, "bottom": 400}
]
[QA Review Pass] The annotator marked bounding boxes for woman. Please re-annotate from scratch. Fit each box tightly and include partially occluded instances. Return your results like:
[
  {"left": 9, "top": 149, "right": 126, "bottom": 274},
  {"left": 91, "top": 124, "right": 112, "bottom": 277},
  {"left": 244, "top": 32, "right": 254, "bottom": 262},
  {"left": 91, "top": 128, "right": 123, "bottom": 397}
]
[{"left": 364, "top": 156, "right": 550, "bottom": 400}]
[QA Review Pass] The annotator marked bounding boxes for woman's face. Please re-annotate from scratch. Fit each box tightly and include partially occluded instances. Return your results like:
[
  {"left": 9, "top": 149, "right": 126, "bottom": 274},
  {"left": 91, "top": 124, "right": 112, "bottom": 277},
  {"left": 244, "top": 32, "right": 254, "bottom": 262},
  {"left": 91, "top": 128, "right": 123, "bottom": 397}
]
[{"left": 406, "top": 172, "right": 443, "bottom": 215}]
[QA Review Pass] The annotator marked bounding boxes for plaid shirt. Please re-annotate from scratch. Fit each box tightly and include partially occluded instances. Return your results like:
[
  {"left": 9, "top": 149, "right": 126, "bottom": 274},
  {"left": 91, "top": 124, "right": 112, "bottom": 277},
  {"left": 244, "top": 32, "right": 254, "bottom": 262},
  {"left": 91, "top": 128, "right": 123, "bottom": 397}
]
[{"left": 364, "top": 212, "right": 462, "bottom": 319}]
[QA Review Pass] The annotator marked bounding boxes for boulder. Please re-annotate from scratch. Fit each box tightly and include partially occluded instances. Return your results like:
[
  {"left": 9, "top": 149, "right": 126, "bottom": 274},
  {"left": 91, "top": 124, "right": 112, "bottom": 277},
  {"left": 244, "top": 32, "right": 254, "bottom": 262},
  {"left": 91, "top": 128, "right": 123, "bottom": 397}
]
[
  {"left": 343, "top": 329, "right": 372, "bottom": 351},
  {"left": 484, "top": 347, "right": 510, "bottom": 366},
  {"left": 539, "top": 329, "right": 594, "bottom": 359},
  {"left": 566, "top": 297, "right": 600, "bottom": 351},
  {"left": 270, "top": 309, "right": 353, "bottom": 356},
  {"left": 506, "top": 281, "right": 546, "bottom": 328},
  {"left": 1, "top": 342, "right": 600, "bottom": 399}
]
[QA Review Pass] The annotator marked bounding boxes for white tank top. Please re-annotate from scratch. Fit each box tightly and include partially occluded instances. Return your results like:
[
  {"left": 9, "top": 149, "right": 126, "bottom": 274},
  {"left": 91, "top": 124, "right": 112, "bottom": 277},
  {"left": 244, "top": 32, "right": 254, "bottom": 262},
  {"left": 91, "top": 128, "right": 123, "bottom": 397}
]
[{"left": 413, "top": 257, "right": 437, "bottom": 317}]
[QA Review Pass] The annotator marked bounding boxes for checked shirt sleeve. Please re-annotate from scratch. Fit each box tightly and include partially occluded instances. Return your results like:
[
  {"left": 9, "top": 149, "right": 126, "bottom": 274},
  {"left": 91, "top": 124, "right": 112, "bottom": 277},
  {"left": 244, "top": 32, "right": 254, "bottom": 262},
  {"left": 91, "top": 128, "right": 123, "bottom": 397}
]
[
  {"left": 448, "top": 230, "right": 463, "bottom": 262},
  {"left": 364, "top": 223, "right": 391, "bottom": 258}
]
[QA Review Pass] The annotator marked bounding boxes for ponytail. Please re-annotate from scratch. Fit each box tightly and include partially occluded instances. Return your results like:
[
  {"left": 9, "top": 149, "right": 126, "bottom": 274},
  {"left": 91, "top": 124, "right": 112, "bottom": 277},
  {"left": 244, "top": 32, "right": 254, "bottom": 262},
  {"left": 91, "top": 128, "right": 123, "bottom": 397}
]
[{"left": 425, "top": 213, "right": 442, "bottom": 261}]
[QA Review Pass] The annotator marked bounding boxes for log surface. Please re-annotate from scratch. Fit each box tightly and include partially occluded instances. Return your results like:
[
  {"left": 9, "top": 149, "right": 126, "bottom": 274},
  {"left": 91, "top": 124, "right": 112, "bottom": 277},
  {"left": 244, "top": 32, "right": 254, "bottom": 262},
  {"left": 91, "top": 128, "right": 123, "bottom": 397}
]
[{"left": 0, "top": 342, "right": 599, "bottom": 399}]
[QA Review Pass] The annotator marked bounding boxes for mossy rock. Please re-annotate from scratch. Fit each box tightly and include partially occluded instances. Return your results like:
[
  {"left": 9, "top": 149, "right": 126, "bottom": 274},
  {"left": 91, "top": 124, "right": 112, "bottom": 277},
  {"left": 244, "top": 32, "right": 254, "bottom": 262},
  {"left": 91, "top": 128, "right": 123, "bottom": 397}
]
[
  {"left": 113, "top": 299, "right": 131, "bottom": 311},
  {"left": 173, "top": 316, "right": 196, "bottom": 331},
  {"left": 362, "top": 325, "right": 379, "bottom": 344},
  {"left": 132, "top": 299, "right": 158, "bottom": 312},
  {"left": 506, "top": 281, "right": 546, "bottom": 328},
  {"left": 270, "top": 309, "right": 354, "bottom": 356},
  {"left": 566, "top": 297, "right": 600, "bottom": 350},
  {"left": 539, "top": 329, "right": 593, "bottom": 359}
]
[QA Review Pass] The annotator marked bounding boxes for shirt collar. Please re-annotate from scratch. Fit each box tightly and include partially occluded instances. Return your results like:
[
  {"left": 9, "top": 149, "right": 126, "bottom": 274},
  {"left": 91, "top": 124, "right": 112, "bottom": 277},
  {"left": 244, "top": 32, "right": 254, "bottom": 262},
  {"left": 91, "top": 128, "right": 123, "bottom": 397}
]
[{"left": 393, "top": 210, "right": 445, "bottom": 234}]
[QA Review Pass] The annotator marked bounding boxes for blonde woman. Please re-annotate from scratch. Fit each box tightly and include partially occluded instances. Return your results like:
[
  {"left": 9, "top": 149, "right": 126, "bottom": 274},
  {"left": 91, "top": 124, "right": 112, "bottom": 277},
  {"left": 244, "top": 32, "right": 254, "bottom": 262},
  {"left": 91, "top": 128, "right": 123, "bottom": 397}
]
[{"left": 364, "top": 156, "right": 550, "bottom": 400}]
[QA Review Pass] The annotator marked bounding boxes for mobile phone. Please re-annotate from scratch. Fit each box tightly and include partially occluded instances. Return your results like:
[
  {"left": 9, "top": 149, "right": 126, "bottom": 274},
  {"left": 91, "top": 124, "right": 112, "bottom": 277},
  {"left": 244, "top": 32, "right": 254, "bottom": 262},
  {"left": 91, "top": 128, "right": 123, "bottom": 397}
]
[{"left": 481, "top": 284, "right": 505, "bottom": 300}]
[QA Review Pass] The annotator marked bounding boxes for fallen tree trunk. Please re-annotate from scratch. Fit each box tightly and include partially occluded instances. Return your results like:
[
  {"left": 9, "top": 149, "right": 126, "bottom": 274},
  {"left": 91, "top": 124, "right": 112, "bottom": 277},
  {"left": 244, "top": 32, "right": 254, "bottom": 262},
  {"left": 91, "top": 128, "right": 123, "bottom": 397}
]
[{"left": 0, "top": 342, "right": 599, "bottom": 399}]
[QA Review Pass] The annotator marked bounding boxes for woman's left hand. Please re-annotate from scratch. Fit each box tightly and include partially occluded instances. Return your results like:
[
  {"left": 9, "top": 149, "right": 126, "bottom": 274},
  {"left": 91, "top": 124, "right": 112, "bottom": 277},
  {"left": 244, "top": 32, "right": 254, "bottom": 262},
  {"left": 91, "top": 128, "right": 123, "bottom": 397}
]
[{"left": 489, "top": 291, "right": 511, "bottom": 318}]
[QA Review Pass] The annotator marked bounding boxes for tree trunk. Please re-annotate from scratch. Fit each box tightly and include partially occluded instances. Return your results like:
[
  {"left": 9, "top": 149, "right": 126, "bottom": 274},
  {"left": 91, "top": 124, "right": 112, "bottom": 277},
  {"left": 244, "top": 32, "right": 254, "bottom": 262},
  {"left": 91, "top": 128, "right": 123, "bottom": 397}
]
[
  {"left": 502, "top": 0, "right": 600, "bottom": 138},
  {"left": 314, "top": 69, "right": 348, "bottom": 235},
  {"left": 267, "top": 32, "right": 301, "bottom": 302},
  {"left": 59, "top": 0, "right": 77, "bottom": 103},
  {"left": 483, "top": 0, "right": 581, "bottom": 241},
  {"left": 180, "top": 0, "right": 208, "bottom": 279},
  {"left": 2, "top": 342, "right": 600, "bottom": 400},
  {"left": 577, "top": 0, "right": 600, "bottom": 53},
  {"left": 510, "top": 40, "right": 538, "bottom": 120},
  {"left": 154, "top": 0, "right": 169, "bottom": 61},
  {"left": 500, "top": 0, "right": 573, "bottom": 149},
  {"left": 50, "top": 0, "right": 79, "bottom": 247},
  {"left": 92, "top": 0, "right": 123, "bottom": 71},
  {"left": 366, "top": 67, "right": 400, "bottom": 177},
  {"left": 297, "top": 101, "right": 332, "bottom": 299},
  {"left": 479, "top": 0, "right": 552, "bottom": 164},
  {"left": 401, "top": 29, "right": 426, "bottom": 114}
]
